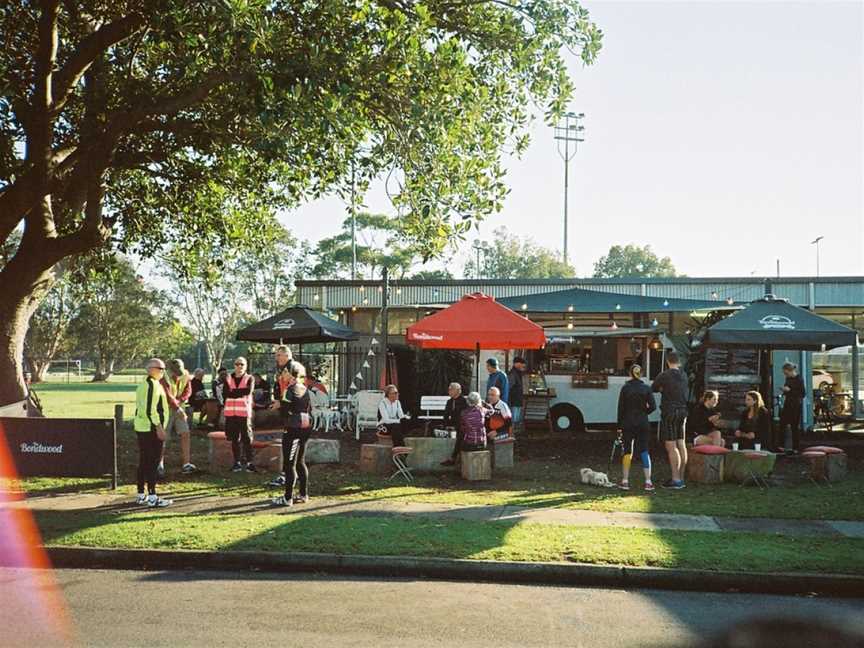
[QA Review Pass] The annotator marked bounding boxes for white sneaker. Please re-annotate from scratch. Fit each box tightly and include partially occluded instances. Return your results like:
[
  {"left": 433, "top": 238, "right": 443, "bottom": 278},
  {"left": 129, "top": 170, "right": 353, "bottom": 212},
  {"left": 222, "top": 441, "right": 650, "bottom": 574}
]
[
  {"left": 181, "top": 463, "right": 197, "bottom": 474},
  {"left": 147, "top": 495, "right": 172, "bottom": 508},
  {"left": 135, "top": 493, "right": 148, "bottom": 505},
  {"left": 270, "top": 495, "right": 293, "bottom": 507}
]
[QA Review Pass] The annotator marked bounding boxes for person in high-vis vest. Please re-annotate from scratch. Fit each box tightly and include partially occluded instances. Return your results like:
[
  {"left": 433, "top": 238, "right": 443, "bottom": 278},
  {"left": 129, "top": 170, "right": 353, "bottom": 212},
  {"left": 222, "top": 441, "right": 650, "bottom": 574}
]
[
  {"left": 133, "top": 358, "right": 173, "bottom": 507},
  {"left": 224, "top": 356, "right": 256, "bottom": 472},
  {"left": 158, "top": 358, "right": 196, "bottom": 476}
]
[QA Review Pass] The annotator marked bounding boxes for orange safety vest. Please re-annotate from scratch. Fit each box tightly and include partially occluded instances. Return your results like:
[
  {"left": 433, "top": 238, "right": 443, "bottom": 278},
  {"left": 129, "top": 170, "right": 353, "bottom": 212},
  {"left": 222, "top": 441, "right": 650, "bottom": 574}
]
[{"left": 223, "top": 373, "right": 252, "bottom": 418}]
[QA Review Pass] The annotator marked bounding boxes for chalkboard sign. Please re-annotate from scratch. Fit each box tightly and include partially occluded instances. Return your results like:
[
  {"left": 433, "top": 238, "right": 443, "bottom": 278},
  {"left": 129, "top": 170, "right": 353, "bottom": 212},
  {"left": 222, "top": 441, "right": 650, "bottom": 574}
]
[
  {"left": 704, "top": 349, "right": 761, "bottom": 422},
  {"left": 0, "top": 417, "right": 117, "bottom": 488}
]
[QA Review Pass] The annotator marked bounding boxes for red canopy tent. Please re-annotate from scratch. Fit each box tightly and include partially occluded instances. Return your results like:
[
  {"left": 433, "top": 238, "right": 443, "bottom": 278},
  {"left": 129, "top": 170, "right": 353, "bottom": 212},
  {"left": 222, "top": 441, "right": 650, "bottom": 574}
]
[{"left": 406, "top": 293, "right": 546, "bottom": 389}]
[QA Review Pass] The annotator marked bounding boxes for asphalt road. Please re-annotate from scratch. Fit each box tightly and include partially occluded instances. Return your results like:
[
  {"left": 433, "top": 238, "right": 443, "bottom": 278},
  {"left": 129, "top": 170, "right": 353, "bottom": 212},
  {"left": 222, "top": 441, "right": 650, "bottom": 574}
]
[{"left": 3, "top": 567, "right": 864, "bottom": 648}]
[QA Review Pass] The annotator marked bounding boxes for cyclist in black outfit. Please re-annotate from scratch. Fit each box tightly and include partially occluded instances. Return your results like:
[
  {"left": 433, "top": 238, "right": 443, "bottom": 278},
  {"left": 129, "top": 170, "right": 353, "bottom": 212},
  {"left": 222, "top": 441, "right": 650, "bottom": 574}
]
[
  {"left": 777, "top": 362, "right": 805, "bottom": 452},
  {"left": 617, "top": 365, "right": 657, "bottom": 491}
]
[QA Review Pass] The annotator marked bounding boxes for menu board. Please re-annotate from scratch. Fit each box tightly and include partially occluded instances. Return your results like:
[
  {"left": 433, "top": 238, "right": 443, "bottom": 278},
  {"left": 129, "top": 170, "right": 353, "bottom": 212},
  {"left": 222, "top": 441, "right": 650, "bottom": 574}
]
[{"left": 704, "top": 348, "right": 761, "bottom": 421}]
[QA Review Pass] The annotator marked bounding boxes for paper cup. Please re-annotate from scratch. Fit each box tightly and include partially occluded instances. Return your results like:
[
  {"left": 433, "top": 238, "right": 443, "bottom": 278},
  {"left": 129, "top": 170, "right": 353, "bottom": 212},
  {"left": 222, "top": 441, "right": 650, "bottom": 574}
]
[
  {"left": 450, "top": 430, "right": 457, "bottom": 439},
  {"left": 732, "top": 442, "right": 739, "bottom": 451},
  {"left": 754, "top": 443, "right": 761, "bottom": 451}
]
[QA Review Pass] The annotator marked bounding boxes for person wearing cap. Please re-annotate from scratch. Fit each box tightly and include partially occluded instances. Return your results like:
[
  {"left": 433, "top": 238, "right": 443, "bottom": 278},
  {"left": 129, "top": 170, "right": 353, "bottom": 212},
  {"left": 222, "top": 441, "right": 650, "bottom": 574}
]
[
  {"left": 507, "top": 357, "right": 527, "bottom": 427},
  {"left": 158, "top": 358, "right": 196, "bottom": 475},
  {"left": 485, "top": 357, "right": 509, "bottom": 404},
  {"left": 224, "top": 356, "right": 256, "bottom": 472},
  {"left": 132, "top": 359, "right": 173, "bottom": 507}
]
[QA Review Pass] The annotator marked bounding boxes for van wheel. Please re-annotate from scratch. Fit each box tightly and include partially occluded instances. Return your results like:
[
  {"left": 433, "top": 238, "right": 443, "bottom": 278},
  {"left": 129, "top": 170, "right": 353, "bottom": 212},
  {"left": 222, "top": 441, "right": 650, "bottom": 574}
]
[{"left": 551, "top": 404, "right": 585, "bottom": 435}]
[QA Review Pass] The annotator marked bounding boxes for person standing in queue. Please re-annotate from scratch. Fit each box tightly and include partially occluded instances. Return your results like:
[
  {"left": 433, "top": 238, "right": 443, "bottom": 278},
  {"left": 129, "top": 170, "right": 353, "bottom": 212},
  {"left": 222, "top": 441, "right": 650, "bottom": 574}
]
[
  {"left": 616, "top": 365, "right": 656, "bottom": 492},
  {"left": 651, "top": 351, "right": 689, "bottom": 490},
  {"left": 378, "top": 384, "right": 410, "bottom": 447},
  {"left": 507, "top": 357, "right": 526, "bottom": 429},
  {"left": 158, "top": 358, "right": 196, "bottom": 476},
  {"left": 224, "top": 357, "right": 256, "bottom": 473},
  {"left": 267, "top": 345, "right": 297, "bottom": 487},
  {"left": 440, "top": 382, "right": 469, "bottom": 467},
  {"left": 271, "top": 362, "right": 313, "bottom": 507},
  {"left": 485, "top": 358, "right": 509, "bottom": 404},
  {"left": 778, "top": 362, "right": 805, "bottom": 453},
  {"left": 133, "top": 358, "right": 172, "bottom": 507}
]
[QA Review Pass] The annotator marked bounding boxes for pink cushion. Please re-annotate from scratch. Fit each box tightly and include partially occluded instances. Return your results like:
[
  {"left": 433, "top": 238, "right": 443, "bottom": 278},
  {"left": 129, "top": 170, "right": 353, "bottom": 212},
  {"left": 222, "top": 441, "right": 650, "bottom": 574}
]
[
  {"left": 692, "top": 445, "right": 730, "bottom": 455},
  {"left": 392, "top": 446, "right": 413, "bottom": 455},
  {"left": 801, "top": 450, "right": 827, "bottom": 458},
  {"left": 803, "top": 446, "right": 845, "bottom": 455}
]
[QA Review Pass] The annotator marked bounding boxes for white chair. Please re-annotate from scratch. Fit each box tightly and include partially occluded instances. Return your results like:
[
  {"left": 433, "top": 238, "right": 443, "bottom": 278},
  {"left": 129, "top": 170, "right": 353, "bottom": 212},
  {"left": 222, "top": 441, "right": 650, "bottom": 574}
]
[
  {"left": 310, "top": 389, "right": 338, "bottom": 433},
  {"left": 354, "top": 390, "right": 384, "bottom": 440},
  {"left": 417, "top": 395, "right": 449, "bottom": 432}
]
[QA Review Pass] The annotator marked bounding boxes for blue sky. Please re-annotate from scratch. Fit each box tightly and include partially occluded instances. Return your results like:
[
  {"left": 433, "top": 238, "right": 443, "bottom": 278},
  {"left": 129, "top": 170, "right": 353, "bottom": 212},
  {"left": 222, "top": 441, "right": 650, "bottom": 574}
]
[{"left": 280, "top": 0, "right": 864, "bottom": 278}]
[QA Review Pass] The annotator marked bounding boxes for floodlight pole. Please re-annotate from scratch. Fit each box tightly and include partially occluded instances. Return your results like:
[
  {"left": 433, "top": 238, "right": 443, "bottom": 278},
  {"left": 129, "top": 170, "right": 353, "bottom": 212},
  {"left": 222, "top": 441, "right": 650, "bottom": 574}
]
[{"left": 554, "top": 112, "right": 585, "bottom": 266}]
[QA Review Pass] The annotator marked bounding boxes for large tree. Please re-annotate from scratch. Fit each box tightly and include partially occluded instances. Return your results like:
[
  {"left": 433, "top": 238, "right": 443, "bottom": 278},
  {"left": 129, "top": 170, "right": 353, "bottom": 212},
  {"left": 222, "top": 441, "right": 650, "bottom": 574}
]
[
  {"left": 463, "top": 227, "right": 576, "bottom": 279},
  {"left": 592, "top": 244, "right": 678, "bottom": 279},
  {"left": 67, "top": 256, "right": 166, "bottom": 381},
  {"left": 0, "top": 0, "right": 601, "bottom": 404},
  {"left": 311, "top": 212, "right": 428, "bottom": 279}
]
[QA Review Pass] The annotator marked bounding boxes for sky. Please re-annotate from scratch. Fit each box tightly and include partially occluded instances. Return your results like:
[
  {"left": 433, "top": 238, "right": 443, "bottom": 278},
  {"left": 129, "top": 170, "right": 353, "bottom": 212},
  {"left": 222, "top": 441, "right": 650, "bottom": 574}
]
[{"left": 277, "top": 0, "right": 864, "bottom": 279}]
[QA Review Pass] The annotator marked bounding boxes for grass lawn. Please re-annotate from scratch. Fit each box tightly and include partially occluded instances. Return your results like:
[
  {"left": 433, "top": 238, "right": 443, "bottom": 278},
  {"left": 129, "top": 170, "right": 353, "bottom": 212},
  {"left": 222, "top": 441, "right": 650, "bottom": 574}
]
[
  {"left": 33, "top": 509, "right": 864, "bottom": 575},
  {"left": 11, "top": 382, "right": 864, "bottom": 522}
]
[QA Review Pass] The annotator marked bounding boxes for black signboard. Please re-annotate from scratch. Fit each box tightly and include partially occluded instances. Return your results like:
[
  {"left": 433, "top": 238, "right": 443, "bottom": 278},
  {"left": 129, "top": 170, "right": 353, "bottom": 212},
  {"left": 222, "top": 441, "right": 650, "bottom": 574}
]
[{"left": 0, "top": 417, "right": 117, "bottom": 488}]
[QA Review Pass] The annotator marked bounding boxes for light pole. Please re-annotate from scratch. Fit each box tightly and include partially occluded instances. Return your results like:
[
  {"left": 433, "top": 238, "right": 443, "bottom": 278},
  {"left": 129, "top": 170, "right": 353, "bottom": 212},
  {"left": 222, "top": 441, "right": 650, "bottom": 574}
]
[
  {"left": 350, "top": 160, "right": 357, "bottom": 279},
  {"left": 811, "top": 236, "right": 823, "bottom": 277},
  {"left": 472, "top": 240, "right": 483, "bottom": 279},
  {"left": 554, "top": 111, "right": 585, "bottom": 266}
]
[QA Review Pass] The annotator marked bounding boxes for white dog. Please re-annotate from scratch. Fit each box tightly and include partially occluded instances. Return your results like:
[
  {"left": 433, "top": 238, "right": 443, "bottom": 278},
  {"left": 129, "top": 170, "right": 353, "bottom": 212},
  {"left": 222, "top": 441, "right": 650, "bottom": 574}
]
[{"left": 580, "top": 467, "right": 616, "bottom": 488}]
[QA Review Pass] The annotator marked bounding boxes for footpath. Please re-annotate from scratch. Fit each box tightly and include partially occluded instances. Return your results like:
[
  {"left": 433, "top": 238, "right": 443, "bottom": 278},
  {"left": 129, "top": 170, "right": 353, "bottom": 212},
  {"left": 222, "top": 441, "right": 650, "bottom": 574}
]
[{"left": 8, "top": 490, "right": 864, "bottom": 539}]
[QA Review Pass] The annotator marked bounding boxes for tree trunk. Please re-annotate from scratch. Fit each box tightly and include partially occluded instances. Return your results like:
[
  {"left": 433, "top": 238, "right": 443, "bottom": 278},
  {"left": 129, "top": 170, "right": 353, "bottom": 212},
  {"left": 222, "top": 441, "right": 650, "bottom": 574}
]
[
  {"left": 0, "top": 265, "right": 53, "bottom": 406},
  {"left": 92, "top": 357, "right": 114, "bottom": 382}
]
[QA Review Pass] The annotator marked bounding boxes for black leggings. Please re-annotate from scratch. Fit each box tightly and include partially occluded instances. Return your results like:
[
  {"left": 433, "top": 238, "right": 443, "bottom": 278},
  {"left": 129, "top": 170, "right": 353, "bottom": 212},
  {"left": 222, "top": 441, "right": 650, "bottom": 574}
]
[
  {"left": 283, "top": 430, "right": 310, "bottom": 500},
  {"left": 137, "top": 430, "right": 164, "bottom": 495},
  {"left": 382, "top": 421, "right": 407, "bottom": 447},
  {"left": 778, "top": 406, "right": 802, "bottom": 451}
]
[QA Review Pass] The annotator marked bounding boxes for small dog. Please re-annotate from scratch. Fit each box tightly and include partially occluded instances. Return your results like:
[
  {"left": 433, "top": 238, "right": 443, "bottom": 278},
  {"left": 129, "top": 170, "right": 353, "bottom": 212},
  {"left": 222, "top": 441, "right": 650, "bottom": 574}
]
[{"left": 580, "top": 467, "right": 616, "bottom": 488}]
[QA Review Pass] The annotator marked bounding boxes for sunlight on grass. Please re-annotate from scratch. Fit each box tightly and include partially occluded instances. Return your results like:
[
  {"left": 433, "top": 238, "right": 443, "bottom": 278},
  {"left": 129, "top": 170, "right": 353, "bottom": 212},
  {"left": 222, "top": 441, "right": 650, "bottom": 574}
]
[{"left": 35, "top": 510, "right": 864, "bottom": 575}]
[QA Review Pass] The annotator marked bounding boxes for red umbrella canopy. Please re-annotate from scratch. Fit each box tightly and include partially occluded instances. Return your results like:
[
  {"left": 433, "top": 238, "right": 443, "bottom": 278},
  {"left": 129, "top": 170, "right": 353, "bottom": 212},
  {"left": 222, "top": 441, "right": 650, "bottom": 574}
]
[{"left": 406, "top": 293, "right": 546, "bottom": 350}]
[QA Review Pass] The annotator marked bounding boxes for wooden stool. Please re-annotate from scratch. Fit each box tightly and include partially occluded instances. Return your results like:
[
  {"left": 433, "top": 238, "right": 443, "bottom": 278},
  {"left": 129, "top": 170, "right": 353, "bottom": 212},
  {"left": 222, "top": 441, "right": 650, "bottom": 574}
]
[
  {"left": 252, "top": 441, "right": 283, "bottom": 472},
  {"left": 461, "top": 450, "right": 492, "bottom": 481},
  {"left": 687, "top": 445, "right": 729, "bottom": 484},
  {"left": 493, "top": 437, "right": 515, "bottom": 470},
  {"left": 801, "top": 450, "right": 829, "bottom": 485},
  {"left": 359, "top": 443, "right": 393, "bottom": 475},
  {"left": 803, "top": 446, "right": 848, "bottom": 482},
  {"left": 375, "top": 430, "right": 393, "bottom": 447}
]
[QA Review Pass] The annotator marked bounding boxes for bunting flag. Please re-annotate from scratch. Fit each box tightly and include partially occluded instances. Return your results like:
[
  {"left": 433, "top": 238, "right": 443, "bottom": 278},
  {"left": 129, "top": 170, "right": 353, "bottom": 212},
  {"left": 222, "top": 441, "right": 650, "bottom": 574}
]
[
  {"left": 349, "top": 381, "right": 357, "bottom": 390},
  {"left": 370, "top": 337, "right": 379, "bottom": 346},
  {"left": 355, "top": 372, "right": 364, "bottom": 380},
  {"left": 367, "top": 349, "right": 375, "bottom": 357},
  {"left": 362, "top": 360, "right": 370, "bottom": 368}
]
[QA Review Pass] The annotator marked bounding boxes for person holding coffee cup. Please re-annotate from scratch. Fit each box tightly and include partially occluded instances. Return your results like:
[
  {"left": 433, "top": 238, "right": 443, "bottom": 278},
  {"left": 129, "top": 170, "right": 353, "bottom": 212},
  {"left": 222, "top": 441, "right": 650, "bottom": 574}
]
[
  {"left": 271, "top": 361, "right": 313, "bottom": 507},
  {"left": 734, "top": 391, "right": 771, "bottom": 450}
]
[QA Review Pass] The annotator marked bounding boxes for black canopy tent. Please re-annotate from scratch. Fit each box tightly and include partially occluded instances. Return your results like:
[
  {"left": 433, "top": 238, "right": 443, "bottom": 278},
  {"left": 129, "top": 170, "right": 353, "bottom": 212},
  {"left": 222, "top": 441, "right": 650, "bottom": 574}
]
[
  {"left": 702, "top": 295, "right": 859, "bottom": 422},
  {"left": 236, "top": 305, "right": 358, "bottom": 344},
  {"left": 703, "top": 296, "right": 857, "bottom": 351}
]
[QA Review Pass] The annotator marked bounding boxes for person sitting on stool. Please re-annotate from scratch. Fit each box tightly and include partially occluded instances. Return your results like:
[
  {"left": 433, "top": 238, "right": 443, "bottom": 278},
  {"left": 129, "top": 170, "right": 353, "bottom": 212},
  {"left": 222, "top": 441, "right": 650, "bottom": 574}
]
[
  {"left": 688, "top": 390, "right": 725, "bottom": 448},
  {"left": 378, "top": 384, "right": 410, "bottom": 446},
  {"left": 459, "top": 392, "right": 488, "bottom": 452}
]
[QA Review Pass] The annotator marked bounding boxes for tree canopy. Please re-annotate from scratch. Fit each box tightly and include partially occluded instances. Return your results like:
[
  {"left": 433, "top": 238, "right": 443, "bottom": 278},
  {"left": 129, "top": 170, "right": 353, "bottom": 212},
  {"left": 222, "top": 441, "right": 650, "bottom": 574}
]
[
  {"left": 463, "top": 227, "right": 576, "bottom": 279},
  {"left": 592, "top": 244, "right": 679, "bottom": 279},
  {"left": 0, "top": 0, "right": 601, "bottom": 403}
]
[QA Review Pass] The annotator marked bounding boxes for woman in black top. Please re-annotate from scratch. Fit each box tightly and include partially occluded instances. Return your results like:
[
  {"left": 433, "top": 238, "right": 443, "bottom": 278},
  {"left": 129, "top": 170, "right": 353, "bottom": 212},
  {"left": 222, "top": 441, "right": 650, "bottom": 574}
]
[
  {"left": 688, "top": 391, "right": 725, "bottom": 447},
  {"left": 271, "top": 362, "right": 312, "bottom": 507},
  {"left": 777, "top": 362, "right": 805, "bottom": 452},
  {"left": 735, "top": 391, "right": 771, "bottom": 450},
  {"left": 616, "top": 365, "right": 657, "bottom": 491}
]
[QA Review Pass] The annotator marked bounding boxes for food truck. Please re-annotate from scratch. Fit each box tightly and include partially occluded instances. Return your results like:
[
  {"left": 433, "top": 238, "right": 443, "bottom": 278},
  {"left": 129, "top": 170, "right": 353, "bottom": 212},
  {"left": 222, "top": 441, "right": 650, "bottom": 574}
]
[{"left": 522, "top": 328, "right": 672, "bottom": 433}]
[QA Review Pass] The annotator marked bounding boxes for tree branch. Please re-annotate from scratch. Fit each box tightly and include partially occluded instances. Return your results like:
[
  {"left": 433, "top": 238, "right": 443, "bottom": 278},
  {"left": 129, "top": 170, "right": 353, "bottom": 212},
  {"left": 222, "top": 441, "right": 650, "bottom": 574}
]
[
  {"left": 31, "top": 0, "right": 61, "bottom": 170},
  {"left": 51, "top": 13, "right": 147, "bottom": 116}
]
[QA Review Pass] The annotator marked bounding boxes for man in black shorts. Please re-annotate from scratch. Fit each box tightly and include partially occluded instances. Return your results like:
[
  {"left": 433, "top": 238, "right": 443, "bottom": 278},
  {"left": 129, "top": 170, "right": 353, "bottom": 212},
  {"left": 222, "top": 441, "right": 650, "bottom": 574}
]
[{"left": 651, "top": 351, "right": 689, "bottom": 489}]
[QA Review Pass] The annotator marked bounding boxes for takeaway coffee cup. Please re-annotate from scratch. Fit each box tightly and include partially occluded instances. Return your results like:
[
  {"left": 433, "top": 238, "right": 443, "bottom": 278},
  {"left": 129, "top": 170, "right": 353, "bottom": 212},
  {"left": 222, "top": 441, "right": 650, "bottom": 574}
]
[
  {"left": 732, "top": 442, "right": 739, "bottom": 451},
  {"left": 755, "top": 443, "right": 762, "bottom": 451},
  {"left": 450, "top": 430, "right": 457, "bottom": 439}
]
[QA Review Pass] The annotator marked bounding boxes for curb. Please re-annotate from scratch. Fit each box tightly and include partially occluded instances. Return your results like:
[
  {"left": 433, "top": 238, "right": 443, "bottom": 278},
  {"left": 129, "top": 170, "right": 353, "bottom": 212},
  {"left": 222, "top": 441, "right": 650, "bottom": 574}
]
[{"left": 41, "top": 546, "right": 864, "bottom": 598}]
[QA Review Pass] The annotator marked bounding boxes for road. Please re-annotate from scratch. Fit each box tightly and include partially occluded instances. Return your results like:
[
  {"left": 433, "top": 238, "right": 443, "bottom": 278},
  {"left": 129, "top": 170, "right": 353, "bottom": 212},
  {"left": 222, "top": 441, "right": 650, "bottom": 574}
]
[{"left": 2, "top": 567, "right": 863, "bottom": 647}]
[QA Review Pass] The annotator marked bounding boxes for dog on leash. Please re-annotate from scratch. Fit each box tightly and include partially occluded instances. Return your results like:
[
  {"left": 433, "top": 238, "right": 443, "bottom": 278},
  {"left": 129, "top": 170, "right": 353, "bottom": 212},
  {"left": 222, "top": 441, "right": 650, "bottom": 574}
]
[{"left": 580, "top": 467, "right": 616, "bottom": 488}]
